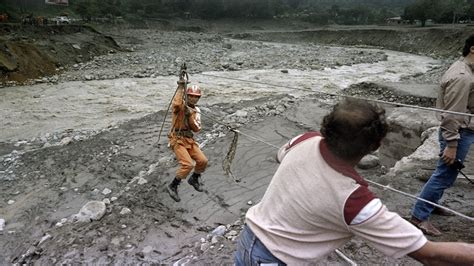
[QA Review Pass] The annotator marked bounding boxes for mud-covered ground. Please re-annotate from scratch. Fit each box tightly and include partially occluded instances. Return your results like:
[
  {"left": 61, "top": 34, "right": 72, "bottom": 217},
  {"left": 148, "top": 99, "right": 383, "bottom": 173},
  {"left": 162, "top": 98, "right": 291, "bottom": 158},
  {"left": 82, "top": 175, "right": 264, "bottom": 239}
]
[{"left": 0, "top": 21, "right": 473, "bottom": 264}]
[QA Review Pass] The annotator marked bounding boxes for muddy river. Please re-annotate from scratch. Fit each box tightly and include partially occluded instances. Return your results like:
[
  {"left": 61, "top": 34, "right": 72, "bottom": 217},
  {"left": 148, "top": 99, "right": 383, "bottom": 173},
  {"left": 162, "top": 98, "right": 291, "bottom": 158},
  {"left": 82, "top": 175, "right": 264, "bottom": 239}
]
[{"left": 0, "top": 49, "right": 439, "bottom": 144}]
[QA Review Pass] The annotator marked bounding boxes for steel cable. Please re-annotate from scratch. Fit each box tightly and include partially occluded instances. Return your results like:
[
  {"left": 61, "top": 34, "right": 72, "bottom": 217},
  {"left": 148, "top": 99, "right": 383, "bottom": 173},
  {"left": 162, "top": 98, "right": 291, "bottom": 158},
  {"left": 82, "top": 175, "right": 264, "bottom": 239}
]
[
  {"left": 200, "top": 73, "right": 474, "bottom": 118},
  {"left": 197, "top": 110, "right": 474, "bottom": 222}
]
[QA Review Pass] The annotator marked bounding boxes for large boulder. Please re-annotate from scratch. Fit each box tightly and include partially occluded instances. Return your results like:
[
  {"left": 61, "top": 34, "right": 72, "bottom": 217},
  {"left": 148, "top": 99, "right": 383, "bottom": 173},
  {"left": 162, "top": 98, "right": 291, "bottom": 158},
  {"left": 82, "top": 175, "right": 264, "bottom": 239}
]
[
  {"left": 379, "top": 107, "right": 439, "bottom": 167},
  {"left": 386, "top": 127, "right": 438, "bottom": 180},
  {"left": 71, "top": 200, "right": 107, "bottom": 223}
]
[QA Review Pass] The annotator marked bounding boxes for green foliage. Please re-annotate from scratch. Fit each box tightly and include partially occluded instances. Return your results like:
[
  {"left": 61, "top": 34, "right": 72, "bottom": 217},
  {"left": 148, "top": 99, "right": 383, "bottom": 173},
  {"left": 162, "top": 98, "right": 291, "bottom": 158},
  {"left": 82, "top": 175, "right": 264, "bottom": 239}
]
[
  {"left": 0, "top": 0, "right": 472, "bottom": 25},
  {"left": 192, "top": 0, "right": 224, "bottom": 19},
  {"left": 402, "top": 0, "right": 474, "bottom": 26},
  {"left": 301, "top": 12, "right": 331, "bottom": 25}
]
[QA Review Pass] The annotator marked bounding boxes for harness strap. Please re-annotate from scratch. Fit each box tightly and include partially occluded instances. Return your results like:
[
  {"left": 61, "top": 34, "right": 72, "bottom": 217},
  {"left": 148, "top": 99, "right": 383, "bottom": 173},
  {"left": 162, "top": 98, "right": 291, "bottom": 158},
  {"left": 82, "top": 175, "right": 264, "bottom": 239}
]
[{"left": 174, "top": 130, "right": 193, "bottom": 138}]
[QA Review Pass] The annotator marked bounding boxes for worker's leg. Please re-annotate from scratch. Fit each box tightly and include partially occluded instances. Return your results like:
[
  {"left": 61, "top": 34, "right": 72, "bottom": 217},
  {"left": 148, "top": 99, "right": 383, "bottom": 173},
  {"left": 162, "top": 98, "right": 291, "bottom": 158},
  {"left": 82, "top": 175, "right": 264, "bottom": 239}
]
[
  {"left": 174, "top": 143, "right": 194, "bottom": 179},
  {"left": 189, "top": 143, "right": 208, "bottom": 174},
  {"left": 167, "top": 142, "right": 193, "bottom": 202},
  {"left": 412, "top": 129, "right": 474, "bottom": 221},
  {"left": 187, "top": 143, "right": 208, "bottom": 192}
]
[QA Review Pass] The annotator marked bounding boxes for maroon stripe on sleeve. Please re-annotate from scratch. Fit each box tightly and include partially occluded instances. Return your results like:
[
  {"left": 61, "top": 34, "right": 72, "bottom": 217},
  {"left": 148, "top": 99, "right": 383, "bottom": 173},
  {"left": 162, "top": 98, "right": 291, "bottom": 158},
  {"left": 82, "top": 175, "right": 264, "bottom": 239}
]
[{"left": 344, "top": 186, "right": 375, "bottom": 225}]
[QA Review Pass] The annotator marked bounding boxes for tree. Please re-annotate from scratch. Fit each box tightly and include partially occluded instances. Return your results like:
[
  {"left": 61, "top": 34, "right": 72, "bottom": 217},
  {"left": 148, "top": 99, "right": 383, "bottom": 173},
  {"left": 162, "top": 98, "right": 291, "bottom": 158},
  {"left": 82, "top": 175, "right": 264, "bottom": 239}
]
[
  {"left": 126, "top": 0, "right": 143, "bottom": 14},
  {"left": 286, "top": 0, "right": 304, "bottom": 9},
  {"left": 329, "top": 4, "right": 340, "bottom": 18},
  {"left": 445, "top": 0, "right": 470, "bottom": 23},
  {"left": 194, "top": 0, "right": 224, "bottom": 19},
  {"left": 72, "top": 0, "right": 98, "bottom": 21},
  {"left": 403, "top": 0, "right": 441, "bottom": 26}
]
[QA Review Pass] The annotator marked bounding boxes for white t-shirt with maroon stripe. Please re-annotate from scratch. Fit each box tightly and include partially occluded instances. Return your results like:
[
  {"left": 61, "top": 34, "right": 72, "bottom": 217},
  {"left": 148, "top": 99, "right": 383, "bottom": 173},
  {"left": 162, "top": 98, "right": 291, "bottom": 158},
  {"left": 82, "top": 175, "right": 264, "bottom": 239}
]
[{"left": 246, "top": 132, "right": 426, "bottom": 264}]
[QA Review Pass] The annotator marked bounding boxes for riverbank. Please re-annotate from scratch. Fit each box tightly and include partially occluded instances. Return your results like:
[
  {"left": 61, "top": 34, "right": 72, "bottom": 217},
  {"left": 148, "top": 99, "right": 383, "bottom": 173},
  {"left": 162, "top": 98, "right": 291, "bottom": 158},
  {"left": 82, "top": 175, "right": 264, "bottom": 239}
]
[{"left": 0, "top": 20, "right": 470, "bottom": 86}]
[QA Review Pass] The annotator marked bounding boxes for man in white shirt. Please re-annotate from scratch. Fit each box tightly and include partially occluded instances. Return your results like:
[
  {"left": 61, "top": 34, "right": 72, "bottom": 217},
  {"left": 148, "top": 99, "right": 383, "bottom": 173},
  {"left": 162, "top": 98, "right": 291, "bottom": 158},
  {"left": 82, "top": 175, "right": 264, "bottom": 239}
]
[{"left": 235, "top": 99, "right": 474, "bottom": 265}]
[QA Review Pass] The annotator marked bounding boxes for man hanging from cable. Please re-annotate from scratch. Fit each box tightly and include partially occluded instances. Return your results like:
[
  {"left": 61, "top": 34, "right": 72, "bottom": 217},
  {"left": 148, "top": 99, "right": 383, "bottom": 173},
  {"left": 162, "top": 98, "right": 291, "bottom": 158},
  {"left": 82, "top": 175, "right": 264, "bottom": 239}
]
[{"left": 166, "top": 66, "right": 208, "bottom": 202}]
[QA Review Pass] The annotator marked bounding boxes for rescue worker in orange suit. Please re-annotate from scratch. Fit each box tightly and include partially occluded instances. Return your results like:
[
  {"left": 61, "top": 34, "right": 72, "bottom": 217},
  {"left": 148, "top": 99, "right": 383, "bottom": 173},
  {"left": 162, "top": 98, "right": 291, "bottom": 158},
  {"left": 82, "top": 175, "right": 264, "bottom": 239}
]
[{"left": 166, "top": 79, "right": 208, "bottom": 202}]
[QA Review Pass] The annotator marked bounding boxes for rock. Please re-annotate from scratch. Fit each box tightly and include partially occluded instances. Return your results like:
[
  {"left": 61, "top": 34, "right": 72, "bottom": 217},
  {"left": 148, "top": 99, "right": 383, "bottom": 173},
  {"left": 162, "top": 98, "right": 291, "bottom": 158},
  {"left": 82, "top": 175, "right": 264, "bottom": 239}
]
[
  {"left": 281, "top": 69, "right": 289, "bottom": 73},
  {"left": 102, "top": 188, "right": 112, "bottom": 195},
  {"left": 0, "top": 218, "right": 5, "bottom": 231},
  {"left": 14, "top": 140, "right": 27, "bottom": 147},
  {"left": 386, "top": 127, "right": 438, "bottom": 180},
  {"left": 233, "top": 220, "right": 243, "bottom": 226},
  {"left": 358, "top": 154, "right": 380, "bottom": 169},
  {"left": 59, "top": 137, "right": 73, "bottom": 146},
  {"left": 234, "top": 110, "right": 248, "bottom": 117},
  {"left": 227, "top": 230, "right": 238, "bottom": 237},
  {"left": 388, "top": 108, "right": 438, "bottom": 133},
  {"left": 120, "top": 207, "right": 131, "bottom": 215},
  {"left": 211, "top": 225, "right": 226, "bottom": 237},
  {"left": 38, "top": 234, "right": 52, "bottom": 246},
  {"left": 211, "top": 235, "right": 224, "bottom": 244},
  {"left": 137, "top": 177, "right": 148, "bottom": 185},
  {"left": 379, "top": 108, "right": 439, "bottom": 166},
  {"left": 142, "top": 245, "right": 154, "bottom": 254},
  {"left": 72, "top": 201, "right": 106, "bottom": 222},
  {"left": 200, "top": 242, "right": 211, "bottom": 252}
]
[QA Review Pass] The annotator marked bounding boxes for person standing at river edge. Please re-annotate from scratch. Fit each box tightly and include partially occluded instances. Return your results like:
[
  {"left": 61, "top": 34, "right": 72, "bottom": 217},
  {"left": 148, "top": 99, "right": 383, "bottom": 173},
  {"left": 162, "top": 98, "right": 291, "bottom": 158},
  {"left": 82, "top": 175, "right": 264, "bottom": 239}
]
[
  {"left": 166, "top": 77, "right": 208, "bottom": 202},
  {"left": 410, "top": 34, "right": 474, "bottom": 236},
  {"left": 234, "top": 99, "right": 474, "bottom": 265}
]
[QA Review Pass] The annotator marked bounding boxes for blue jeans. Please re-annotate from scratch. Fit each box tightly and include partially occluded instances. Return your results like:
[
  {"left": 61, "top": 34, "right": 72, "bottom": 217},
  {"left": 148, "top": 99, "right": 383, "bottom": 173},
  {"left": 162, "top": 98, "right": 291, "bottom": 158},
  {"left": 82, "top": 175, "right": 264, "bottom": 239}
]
[
  {"left": 234, "top": 225, "right": 286, "bottom": 266},
  {"left": 412, "top": 128, "right": 474, "bottom": 221}
]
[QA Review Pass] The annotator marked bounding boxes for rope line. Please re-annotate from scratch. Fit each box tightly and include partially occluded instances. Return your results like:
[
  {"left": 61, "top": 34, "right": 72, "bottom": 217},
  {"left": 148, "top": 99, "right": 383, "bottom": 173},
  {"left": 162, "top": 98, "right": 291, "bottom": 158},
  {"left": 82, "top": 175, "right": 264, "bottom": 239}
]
[
  {"left": 366, "top": 180, "right": 474, "bottom": 221},
  {"left": 200, "top": 113, "right": 354, "bottom": 265},
  {"left": 200, "top": 73, "right": 474, "bottom": 118},
  {"left": 197, "top": 73, "right": 474, "bottom": 220},
  {"left": 166, "top": 67, "right": 471, "bottom": 264},
  {"left": 199, "top": 112, "right": 281, "bottom": 149},
  {"left": 335, "top": 249, "right": 358, "bottom": 266},
  {"left": 197, "top": 110, "right": 474, "bottom": 222}
]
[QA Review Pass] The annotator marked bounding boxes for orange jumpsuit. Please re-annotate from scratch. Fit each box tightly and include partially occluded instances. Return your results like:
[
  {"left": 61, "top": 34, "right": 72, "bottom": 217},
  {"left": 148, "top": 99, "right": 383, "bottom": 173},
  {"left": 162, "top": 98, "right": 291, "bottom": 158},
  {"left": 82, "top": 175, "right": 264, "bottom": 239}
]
[{"left": 168, "top": 83, "right": 208, "bottom": 180}]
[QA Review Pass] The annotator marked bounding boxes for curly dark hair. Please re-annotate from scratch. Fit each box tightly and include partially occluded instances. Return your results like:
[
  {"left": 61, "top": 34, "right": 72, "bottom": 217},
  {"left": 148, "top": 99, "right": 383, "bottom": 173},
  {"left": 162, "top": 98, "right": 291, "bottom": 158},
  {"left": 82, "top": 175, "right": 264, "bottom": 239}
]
[
  {"left": 462, "top": 34, "right": 474, "bottom": 57},
  {"left": 321, "top": 98, "right": 388, "bottom": 161}
]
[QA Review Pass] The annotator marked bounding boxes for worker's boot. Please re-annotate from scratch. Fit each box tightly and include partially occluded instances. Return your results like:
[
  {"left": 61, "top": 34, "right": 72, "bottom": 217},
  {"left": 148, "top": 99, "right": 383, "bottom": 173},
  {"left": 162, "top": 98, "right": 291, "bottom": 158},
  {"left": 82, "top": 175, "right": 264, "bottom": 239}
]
[
  {"left": 167, "top": 178, "right": 181, "bottom": 202},
  {"left": 188, "top": 172, "right": 203, "bottom": 192}
]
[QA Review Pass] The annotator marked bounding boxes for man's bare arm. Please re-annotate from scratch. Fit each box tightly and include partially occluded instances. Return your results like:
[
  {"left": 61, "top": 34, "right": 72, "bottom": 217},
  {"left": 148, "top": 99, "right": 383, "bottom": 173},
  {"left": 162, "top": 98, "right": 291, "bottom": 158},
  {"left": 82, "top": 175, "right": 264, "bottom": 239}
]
[{"left": 409, "top": 241, "right": 474, "bottom": 265}]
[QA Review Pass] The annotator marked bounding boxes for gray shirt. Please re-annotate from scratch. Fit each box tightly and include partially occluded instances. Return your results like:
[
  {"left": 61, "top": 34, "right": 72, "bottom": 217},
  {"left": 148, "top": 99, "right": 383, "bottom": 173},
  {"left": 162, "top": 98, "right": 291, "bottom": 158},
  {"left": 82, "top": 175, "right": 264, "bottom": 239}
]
[{"left": 436, "top": 57, "right": 474, "bottom": 147}]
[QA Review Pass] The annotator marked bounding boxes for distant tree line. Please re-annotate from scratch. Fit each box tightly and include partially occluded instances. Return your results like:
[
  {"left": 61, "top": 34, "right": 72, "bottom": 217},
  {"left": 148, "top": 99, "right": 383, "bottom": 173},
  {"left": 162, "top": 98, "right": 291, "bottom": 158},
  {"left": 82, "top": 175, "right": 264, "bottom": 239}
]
[
  {"left": 1, "top": 0, "right": 473, "bottom": 26},
  {"left": 67, "top": 0, "right": 413, "bottom": 24},
  {"left": 403, "top": 0, "right": 474, "bottom": 26}
]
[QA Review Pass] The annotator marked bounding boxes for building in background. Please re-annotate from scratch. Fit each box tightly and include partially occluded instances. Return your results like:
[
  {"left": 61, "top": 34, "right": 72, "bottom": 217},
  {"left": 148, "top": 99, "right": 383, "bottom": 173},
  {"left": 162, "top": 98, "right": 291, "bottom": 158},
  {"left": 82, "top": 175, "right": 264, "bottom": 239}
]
[{"left": 45, "top": 0, "right": 68, "bottom": 6}]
